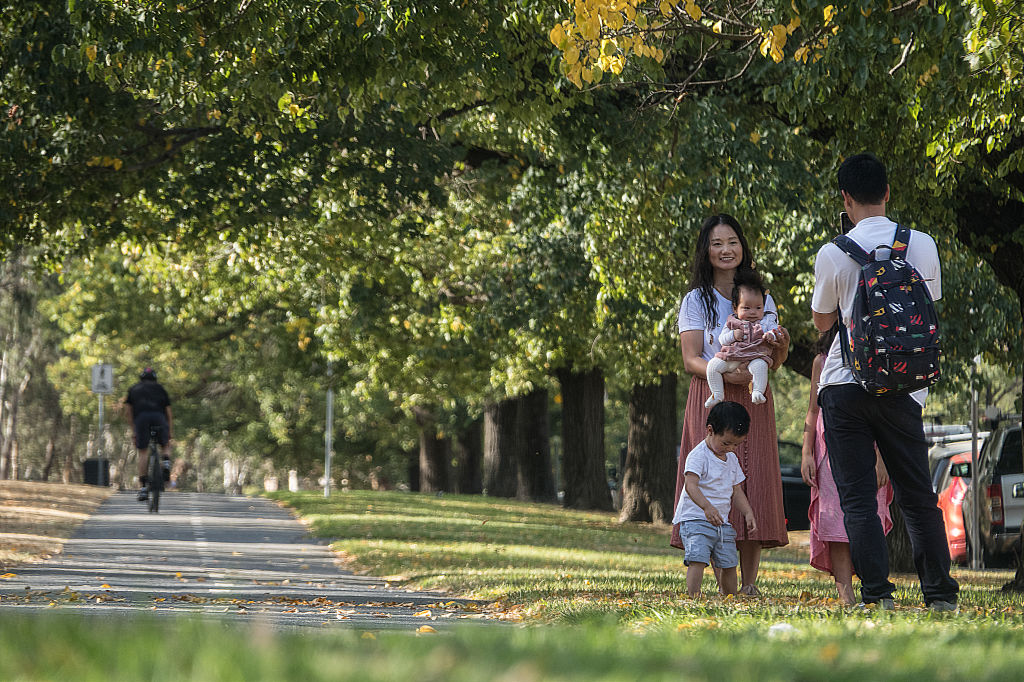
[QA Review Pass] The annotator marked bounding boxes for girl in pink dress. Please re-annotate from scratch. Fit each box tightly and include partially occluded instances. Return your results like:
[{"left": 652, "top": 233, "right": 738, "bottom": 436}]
[{"left": 800, "top": 324, "right": 893, "bottom": 604}]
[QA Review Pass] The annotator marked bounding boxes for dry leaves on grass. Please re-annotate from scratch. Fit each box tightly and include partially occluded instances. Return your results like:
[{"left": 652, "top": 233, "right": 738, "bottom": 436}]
[{"left": 0, "top": 481, "right": 112, "bottom": 569}]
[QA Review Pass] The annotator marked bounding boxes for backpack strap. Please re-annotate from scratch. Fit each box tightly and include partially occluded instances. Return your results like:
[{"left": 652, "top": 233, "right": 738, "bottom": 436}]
[
  {"left": 890, "top": 224, "right": 910, "bottom": 259},
  {"left": 829, "top": 234, "right": 870, "bottom": 373},
  {"left": 831, "top": 234, "right": 871, "bottom": 266}
]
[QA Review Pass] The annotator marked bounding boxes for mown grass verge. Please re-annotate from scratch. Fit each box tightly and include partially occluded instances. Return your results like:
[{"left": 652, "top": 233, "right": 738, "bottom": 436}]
[{"left": 0, "top": 480, "right": 113, "bottom": 570}]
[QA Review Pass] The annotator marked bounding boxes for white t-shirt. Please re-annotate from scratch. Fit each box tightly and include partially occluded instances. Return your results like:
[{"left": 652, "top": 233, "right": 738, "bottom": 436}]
[
  {"left": 672, "top": 440, "right": 746, "bottom": 524},
  {"left": 811, "top": 216, "right": 941, "bottom": 406},
  {"left": 677, "top": 288, "right": 779, "bottom": 361}
]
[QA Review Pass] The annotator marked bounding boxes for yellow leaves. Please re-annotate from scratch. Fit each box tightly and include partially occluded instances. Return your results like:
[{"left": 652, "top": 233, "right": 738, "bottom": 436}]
[
  {"left": 552, "top": 1, "right": 678, "bottom": 88},
  {"left": 786, "top": 17, "right": 800, "bottom": 34},
  {"left": 416, "top": 625, "right": 438, "bottom": 634},
  {"left": 550, "top": 24, "right": 567, "bottom": 48},
  {"left": 749, "top": 131, "right": 762, "bottom": 144},
  {"left": 917, "top": 63, "right": 939, "bottom": 86},
  {"left": 684, "top": 1, "right": 702, "bottom": 21},
  {"left": 356, "top": 8, "right": 366, "bottom": 27},
  {"left": 759, "top": 24, "right": 788, "bottom": 62},
  {"left": 0, "top": 573, "right": 16, "bottom": 579},
  {"left": 412, "top": 609, "right": 432, "bottom": 618},
  {"left": 824, "top": 5, "right": 837, "bottom": 24},
  {"left": 794, "top": 45, "right": 810, "bottom": 63},
  {"left": 85, "top": 44, "right": 97, "bottom": 62},
  {"left": 86, "top": 156, "right": 123, "bottom": 170}
]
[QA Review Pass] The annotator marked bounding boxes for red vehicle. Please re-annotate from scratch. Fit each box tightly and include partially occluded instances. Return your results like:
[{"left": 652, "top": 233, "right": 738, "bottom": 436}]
[{"left": 935, "top": 452, "right": 972, "bottom": 564}]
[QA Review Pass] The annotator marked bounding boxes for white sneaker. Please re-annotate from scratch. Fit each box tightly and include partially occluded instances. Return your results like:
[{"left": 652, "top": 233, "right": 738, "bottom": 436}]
[{"left": 751, "top": 391, "right": 766, "bottom": 405}]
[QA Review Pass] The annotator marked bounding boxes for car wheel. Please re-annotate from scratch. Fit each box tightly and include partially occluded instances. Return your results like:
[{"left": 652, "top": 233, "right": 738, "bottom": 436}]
[{"left": 965, "top": 521, "right": 1013, "bottom": 569}]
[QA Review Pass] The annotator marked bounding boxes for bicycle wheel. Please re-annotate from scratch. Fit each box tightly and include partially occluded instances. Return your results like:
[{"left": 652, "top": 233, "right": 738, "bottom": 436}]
[{"left": 148, "top": 446, "right": 163, "bottom": 514}]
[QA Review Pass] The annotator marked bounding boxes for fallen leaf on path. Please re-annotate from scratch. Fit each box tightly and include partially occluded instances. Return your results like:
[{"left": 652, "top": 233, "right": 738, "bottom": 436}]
[
  {"left": 413, "top": 609, "right": 432, "bottom": 618},
  {"left": 416, "top": 625, "right": 437, "bottom": 634},
  {"left": 0, "top": 573, "right": 16, "bottom": 579}
]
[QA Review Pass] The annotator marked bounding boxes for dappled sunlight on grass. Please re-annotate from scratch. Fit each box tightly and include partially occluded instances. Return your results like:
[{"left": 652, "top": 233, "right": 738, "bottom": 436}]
[
  {"left": 0, "top": 481, "right": 113, "bottom": 569},
  {"left": 270, "top": 489, "right": 1024, "bottom": 631}
]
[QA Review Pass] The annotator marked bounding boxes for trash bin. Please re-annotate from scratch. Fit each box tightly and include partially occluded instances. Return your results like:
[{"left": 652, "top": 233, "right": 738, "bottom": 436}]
[{"left": 83, "top": 458, "right": 110, "bottom": 486}]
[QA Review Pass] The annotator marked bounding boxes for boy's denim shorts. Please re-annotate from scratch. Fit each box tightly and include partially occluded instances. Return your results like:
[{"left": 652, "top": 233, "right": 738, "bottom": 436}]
[{"left": 678, "top": 519, "right": 738, "bottom": 569}]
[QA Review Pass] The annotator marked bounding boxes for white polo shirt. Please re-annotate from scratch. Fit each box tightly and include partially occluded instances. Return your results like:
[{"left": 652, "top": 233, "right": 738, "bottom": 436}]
[{"left": 811, "top": 215, "right": 941, "bottom": 406}]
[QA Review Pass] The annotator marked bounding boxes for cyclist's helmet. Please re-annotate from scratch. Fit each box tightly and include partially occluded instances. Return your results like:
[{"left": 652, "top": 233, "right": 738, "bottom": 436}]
[{"left": 140, "top": 367, "right": 157, "bottom": 381}]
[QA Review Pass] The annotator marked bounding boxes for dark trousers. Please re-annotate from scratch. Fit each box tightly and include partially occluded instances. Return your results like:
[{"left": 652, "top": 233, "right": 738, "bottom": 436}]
[{"left": 819, "top": 384, "right": 959, "bottom": 605}]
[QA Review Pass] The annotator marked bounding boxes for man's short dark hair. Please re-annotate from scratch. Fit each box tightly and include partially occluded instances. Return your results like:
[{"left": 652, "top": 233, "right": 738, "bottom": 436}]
[
  {"left": 707, "top": 401, "right": 750, "bottom": 437},
  {"left": 838, "top": 153, "right": 888, "bottom": 205}
]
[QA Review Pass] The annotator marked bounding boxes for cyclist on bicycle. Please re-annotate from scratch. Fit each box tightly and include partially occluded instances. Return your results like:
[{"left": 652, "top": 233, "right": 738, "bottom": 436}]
[{"left": 125, "top": 367, "right": 173, "bottom": 501}]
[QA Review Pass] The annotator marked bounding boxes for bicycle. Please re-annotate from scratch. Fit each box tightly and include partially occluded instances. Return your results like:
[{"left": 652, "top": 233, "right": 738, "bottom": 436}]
[{"left": 144, "top": 425, "right": 167, "bottom": 513}]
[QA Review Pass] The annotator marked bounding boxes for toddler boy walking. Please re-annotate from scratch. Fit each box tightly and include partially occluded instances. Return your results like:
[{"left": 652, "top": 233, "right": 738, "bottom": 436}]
[{"left": 673, "top": 401, "right": 757, "bottom": 596}]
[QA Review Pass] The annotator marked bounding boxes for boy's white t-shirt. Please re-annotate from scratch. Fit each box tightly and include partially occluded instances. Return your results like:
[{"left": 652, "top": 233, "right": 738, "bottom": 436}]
[
  {"left": 672, "top": 439, "right": 746, "bottom": 524},
  {"left": 678, "top": 288, "right": 779, "bottom": 361},
  {"left": 811, "top": 216, "right": 941, "bottom": 406}
]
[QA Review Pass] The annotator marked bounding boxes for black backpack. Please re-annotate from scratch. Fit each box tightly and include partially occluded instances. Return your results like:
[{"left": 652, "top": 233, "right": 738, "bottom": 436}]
[{"left": 832, "top": 224, "right": 941, "bottom": 396}]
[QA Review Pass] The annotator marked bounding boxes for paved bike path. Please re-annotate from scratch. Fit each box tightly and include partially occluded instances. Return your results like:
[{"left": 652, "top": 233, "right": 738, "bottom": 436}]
[{"left": 0, "top": 492, "right": 491, "bottom": 630}]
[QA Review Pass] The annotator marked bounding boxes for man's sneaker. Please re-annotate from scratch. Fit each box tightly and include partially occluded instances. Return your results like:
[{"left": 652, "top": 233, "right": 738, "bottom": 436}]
[
  {"left": 928, "top": 600, "right": 958, "bottom": 613},
  {"left": 852, "top": 598, "right": 895, "bottom": 611},
  {"left": 137, "top": 489, "right": 149, "bottom": 501}
]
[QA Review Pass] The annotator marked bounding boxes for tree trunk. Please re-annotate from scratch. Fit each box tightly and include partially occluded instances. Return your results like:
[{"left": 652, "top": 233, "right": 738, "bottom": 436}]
[
  {"left": 407, "top": 446, "right": 420, "bottom": 493},
  {"left": 484, "top": 399, "right": 520, "bottom": 497},
  {"left": 619, "top": 374, "right": 678, "bottom": 523},
  {"left": 517, "top": 388, "right": 557, "bottom": 503},
  {"left": 418, "top": 430, "right": 450, "bottom": 493},
  {"left": 886, "top": 502, "right": 916, "bottom": 573},
  {"left": 414, "top": 408, "right": 450, "bottom": 493},
  {"left": 557, "top": 366, "right": 612, "bottom": 511},
  {"left": 452, "top": 417, "right": 483, "bottom": 495},
  {"left": 62, "top": 416, "right": 79, "bottom": 484},
  {"left": 41, "top": 428, "right": 57, "bottom": 482},
  {"left": 0, "top": 369, "right": 31, "bottom": 480}
]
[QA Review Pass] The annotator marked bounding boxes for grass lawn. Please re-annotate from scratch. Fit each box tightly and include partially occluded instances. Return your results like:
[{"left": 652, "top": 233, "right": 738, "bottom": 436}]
[
  {"left": 4, "top": 488, "right": 1024, "bottom": 680},
  {"left": 0, "top": 480, "right": 113, "bottom": 571}
]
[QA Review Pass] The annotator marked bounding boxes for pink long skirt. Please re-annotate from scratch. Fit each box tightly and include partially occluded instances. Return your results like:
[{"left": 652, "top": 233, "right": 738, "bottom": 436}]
[
  {"left": 809, "top": 411, "right": 894, "bottom": 574},
  {"left": 671, "top": 376, "right": 788, "bottom": 550}
]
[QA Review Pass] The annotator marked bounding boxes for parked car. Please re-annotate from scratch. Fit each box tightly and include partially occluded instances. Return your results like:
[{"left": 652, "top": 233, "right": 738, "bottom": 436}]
[
  {"left": 954, "top": 419, "right": 1023, "bottom": 567},
  {"left": 928, "top": 432, "right": 988, "bottom": 493},
  {"left": 934, "top": 451, "right": 972, "bottom": 564},
  {"left": 778, "top": 441, "right": 810, "bottom": 531}
]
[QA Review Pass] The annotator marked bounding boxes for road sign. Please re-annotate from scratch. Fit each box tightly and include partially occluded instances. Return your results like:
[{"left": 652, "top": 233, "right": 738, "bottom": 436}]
[{"left": 91, "top": 364, "right": 114, "bottom": 394}]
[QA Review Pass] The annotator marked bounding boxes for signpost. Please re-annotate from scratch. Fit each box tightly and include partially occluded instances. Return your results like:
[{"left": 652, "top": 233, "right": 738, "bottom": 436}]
[
  {"left": 91, "top": 364, "right": 113, "bottom": 465},
  {"left": 324, "top": 361, "right": 334, "bottom": 498}
]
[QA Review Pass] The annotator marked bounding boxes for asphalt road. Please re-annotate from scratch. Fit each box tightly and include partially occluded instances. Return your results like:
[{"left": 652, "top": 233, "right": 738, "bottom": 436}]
[{"left": 0, "top": 491, "right": 492, "bottom": 630}]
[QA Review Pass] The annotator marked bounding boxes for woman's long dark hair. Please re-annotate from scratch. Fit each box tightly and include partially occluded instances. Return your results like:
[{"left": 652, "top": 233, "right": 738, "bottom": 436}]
[
  {"left": 687, "top": 214, "right": 754, "bottom": 330},
  {"left": 816, "top": 321, "right": 841, "bottom": 356}
]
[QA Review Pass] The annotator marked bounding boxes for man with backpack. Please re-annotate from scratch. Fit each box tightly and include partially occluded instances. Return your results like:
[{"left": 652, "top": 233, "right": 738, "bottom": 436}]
[{"left": 811, "top": 153, "right": 959, "bottom": 611}]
